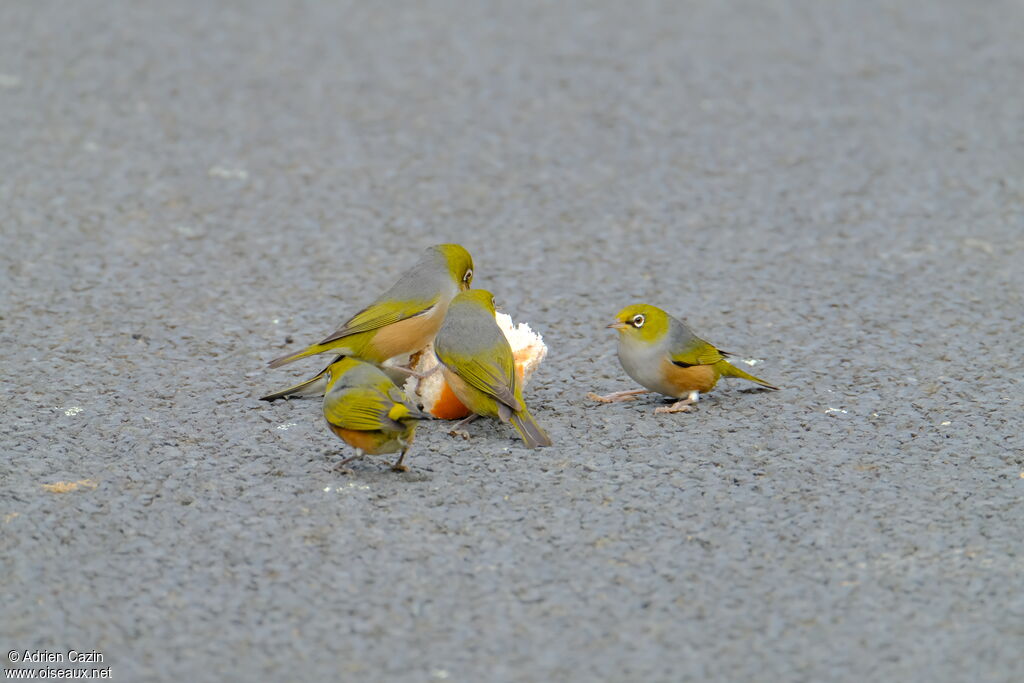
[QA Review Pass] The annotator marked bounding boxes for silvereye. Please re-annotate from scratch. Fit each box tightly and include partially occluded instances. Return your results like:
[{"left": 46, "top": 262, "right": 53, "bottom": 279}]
[
  {"left": 321, "top": 357, "right": 427, "bottom": 472},
  {"left": 590, "top": 304, "right": 778, "bottom": 413},
  {"left": 433, "top": 290, "right": 552, "bottom": 448},
  {"left": 261, "top": 243, "right": 474, "bottom": 401}
]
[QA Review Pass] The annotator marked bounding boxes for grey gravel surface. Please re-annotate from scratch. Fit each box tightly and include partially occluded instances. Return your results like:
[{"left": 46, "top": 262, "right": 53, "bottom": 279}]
[{"left": 2, "top": 1, "right": 1023, "bottom": 681}]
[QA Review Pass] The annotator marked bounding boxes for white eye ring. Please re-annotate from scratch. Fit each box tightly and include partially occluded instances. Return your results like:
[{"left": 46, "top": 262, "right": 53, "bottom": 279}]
[
  {"left": 632, "top": 314, "right": 645, "bottom": 328},
  {"left": 463, "top": 268, "right": 473, "bottom": 282}
]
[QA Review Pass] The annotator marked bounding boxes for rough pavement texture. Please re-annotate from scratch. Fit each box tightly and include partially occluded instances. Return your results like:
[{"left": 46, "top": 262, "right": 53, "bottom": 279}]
[{"left": 2, "top": 1, "right": 1022, "bottom": 681}]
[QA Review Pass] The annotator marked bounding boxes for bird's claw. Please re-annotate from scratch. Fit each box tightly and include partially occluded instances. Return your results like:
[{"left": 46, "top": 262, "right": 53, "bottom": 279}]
[
  {"left": 654, "top": 400, "right": 695, "bottom": 414},
  {"left": 587, "top": 390, "right": 646, "bottom": 403}
]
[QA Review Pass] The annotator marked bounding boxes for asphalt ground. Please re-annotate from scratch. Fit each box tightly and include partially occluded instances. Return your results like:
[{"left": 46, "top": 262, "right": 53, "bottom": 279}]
[{"left": 2, "top": 1, "right": 1023, "bottom": 681}]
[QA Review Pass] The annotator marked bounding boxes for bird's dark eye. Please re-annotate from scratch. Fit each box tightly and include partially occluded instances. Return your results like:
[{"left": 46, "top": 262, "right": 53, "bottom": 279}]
[
  {"left": 632, "top": 314, "right": 645, "bottom": 328},
  {"left": 463, "top": 269, "right": 473, "bottom": 283}
]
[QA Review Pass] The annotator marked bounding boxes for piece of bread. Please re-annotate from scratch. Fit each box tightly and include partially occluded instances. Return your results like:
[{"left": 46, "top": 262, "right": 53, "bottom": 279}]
[{"left": 398, "top": 312, "right": 548, "bottom": 419}]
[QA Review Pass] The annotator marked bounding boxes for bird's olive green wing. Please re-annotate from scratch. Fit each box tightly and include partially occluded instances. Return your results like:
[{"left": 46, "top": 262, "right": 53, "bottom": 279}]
[
  {"left": 668, "top": 339, "right": 727, "bottom": 367},
  {"left": 319, "top": 296, "right": 439, "bottom": 344},
  {"left": 435, "top": 342, "right": 521, "bottom": 412},
  {"left": 323, "top": 385, "right": 405, "bottom": 432}
]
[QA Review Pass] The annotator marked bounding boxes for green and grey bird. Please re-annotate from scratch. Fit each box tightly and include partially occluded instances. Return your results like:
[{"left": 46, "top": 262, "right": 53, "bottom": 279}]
[
  {"left": 590, "top": 303, "right": 778, "bottom": 413},
  {"left": 261, "top": 243, "right": 474, "bottom": 401},
  {"left": 433, "top": 290, "right": 552, "bottom": 448},
  {"left": 321, "top": 357, "right": 428, "bottom": 472}
]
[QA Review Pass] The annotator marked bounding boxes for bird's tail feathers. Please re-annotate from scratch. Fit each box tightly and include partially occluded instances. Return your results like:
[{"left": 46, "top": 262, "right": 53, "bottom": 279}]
[
  {"left": 716, "top": 360, "right": 779, "bottom": 390},
  {"left": 509, "top": 408, "right": 552, "bottom": 448},
  {"left": 267, "top": 343, "right": 334, "bottom": 369},
  {"left": 258, "top": 369, "right": 331, "bottom": 401}
]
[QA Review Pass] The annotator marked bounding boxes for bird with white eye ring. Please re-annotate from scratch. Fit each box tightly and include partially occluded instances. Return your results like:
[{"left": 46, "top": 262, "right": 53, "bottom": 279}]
[
  {"left": 432, "top": 289, "right": 552, "bottom": 448},
  {"left": 589, "top": 303, "right": 778, "bottom": 413},
  {"left": 261, "top": 243, "right": 474, "bottom": 401}
]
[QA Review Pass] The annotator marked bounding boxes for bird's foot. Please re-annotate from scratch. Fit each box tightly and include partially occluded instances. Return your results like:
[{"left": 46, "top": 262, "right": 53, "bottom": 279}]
[
  {"left": 390, "top": 449, "right": 410, "bottom": 472},
  {"left": 447, "top": 414, "right": 477, "bottom": 439},
  {"left": 333, "top": 451, "right": 363, "bottom": 474},
  {"left": 587, "top": 389, "right": 649, "bottom": 403},
  {"left": 653, "top": 391, "right": 700, "bottom": 414},
  {"left": 654, "top": 402, "right": 693, "bottom": 414},
  {"left": 388, "top": 363, "right": 441, "bottom": 380}
]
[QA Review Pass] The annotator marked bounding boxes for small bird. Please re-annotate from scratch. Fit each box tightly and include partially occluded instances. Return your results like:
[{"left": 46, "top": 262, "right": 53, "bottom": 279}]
[
  {"left": 589, "top": 303, "right": 778, "bottom": 413},
  {"left": 433, "top": 290, "right": 552, "bottom": 448},
  {"left": 261, "top": 243, "right": 474, "bottom": 401},
  {"left": 321, "top": 357, "right": 427, "bottom": 472}
]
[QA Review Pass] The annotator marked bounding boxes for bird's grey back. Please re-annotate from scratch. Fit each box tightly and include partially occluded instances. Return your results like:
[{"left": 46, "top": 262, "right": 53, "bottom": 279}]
[
  {"left": 331, "top": 362, "right": 388, "bottom": 394},
  {"left": 373, "top": 248, "right": 450, "bottom": 306},
  {"left": 436, "top": 300, "right": 509, "bottom": 358},
  {"left": 666, "top": 314, "right": 709, "bottom": 353}
]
